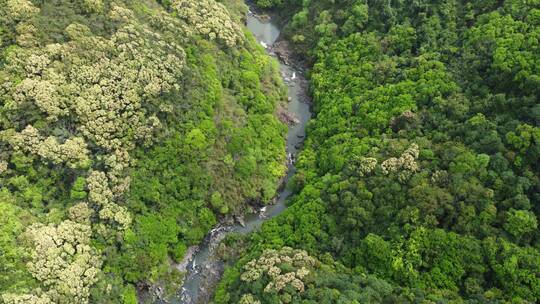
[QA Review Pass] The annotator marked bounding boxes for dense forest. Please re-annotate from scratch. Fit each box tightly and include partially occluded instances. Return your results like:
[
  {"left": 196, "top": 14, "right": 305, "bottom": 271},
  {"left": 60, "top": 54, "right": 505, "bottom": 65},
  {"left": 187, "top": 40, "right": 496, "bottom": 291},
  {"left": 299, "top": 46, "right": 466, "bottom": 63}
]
[
  {"left": 0, "top": 0, "right": 288, "bottom": 303},
  {"left": 1, "top": 0, "right": 539, "bottom": 304},
  {"left": 215, "top": 0, "right": 540, "bottom": 303}
]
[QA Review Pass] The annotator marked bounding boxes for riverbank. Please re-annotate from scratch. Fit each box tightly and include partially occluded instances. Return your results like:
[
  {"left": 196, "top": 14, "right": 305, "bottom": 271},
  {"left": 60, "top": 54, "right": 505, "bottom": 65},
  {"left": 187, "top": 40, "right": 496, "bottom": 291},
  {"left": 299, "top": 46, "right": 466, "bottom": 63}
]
[
  {"left": 166, "top": 7, "right": 313, "bottom": 304},
  {"left": 246, "top": 1, "right": 311, "bottom": 72}
]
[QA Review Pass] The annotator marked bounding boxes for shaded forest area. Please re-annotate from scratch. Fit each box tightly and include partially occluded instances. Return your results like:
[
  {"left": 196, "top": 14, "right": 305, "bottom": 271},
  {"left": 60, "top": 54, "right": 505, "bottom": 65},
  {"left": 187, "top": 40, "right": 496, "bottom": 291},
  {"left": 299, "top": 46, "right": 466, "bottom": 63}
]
[{"left": 215, "top": 0, "right": 540, "bottom": 303}]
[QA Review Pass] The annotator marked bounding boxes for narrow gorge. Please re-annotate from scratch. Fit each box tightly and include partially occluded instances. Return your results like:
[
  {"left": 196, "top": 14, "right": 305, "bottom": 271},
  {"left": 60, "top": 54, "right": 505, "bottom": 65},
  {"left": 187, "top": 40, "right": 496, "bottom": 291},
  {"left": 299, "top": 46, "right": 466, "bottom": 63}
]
[{"left": 173, "top": 7, "right": 312, "bottom": 304}]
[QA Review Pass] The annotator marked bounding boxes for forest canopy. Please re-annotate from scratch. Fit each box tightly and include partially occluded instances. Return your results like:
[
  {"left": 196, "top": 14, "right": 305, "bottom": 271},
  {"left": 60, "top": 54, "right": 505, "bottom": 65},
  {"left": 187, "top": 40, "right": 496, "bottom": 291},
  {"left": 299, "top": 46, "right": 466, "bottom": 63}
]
[
  {"left": 215, "top": 0, "right": 540, "bottom": 303},
  {"left": 0, "top": 0, "right": 287, "bottom": 303},
  {"left": 1, "top": 0, "right": 539, "bottom": 303}
]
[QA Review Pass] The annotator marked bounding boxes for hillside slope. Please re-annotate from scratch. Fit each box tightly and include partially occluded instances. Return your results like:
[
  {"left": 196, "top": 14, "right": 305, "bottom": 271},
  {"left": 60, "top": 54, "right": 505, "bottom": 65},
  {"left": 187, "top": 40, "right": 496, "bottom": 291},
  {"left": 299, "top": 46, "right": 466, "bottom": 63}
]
[
  {"left": 216, "top": 0, "right": 540, "bottom": 303},
  {"left": 0, "top": 0, "right": 287, "bottom": 303}
]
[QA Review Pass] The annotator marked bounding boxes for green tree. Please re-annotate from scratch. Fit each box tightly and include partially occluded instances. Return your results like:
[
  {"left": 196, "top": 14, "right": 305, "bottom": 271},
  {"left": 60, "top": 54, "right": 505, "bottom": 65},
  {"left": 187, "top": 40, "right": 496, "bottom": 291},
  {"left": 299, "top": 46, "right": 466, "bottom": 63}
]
[{"left": 504, "top": 209, "right": 538, "bottom": 240}]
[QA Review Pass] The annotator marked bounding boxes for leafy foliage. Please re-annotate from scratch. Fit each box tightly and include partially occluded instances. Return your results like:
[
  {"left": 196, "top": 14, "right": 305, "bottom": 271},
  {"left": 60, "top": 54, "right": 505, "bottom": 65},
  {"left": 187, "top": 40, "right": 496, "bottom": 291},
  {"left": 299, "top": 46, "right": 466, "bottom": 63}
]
[
  {"left": 217, "top": 0, "right": 540, "bottom": 303},
  {"left": 0, "top": 0, "right": 287, "bottom": 302}
]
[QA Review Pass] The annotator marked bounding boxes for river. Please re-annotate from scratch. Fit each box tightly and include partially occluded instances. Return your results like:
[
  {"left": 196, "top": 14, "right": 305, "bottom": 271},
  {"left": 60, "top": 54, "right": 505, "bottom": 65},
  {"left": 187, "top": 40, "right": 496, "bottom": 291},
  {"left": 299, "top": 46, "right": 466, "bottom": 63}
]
[{"left": 169, "top": 8, "right": 312, "bottom": 304}]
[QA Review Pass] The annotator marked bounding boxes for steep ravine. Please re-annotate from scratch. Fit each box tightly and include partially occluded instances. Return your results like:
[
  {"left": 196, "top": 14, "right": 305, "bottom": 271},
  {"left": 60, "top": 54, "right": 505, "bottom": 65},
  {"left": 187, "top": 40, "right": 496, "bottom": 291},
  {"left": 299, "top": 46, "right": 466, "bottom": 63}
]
[{"left": 167, "top": 8, "right": 312, "bottom": 304}]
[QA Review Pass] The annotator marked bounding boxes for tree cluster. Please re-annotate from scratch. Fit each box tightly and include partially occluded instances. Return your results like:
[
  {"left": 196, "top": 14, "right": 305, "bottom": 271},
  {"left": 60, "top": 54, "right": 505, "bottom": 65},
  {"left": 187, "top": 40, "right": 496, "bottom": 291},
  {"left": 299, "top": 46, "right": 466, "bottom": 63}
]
[
  {"left": 172, "top": 0, "right": 243, "bottom": 47},
  {"left": 0, "top": 0, "right": 288, "bottom": 302},
  {"left": 217, "top": 0, "right": 540, "bottom": 303}
]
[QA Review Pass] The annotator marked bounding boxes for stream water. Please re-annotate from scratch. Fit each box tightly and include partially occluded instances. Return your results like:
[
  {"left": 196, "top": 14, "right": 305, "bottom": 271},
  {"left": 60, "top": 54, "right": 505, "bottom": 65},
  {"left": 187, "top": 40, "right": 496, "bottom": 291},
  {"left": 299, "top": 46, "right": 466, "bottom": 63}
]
[{"left": 170, "top": 9, "right": 312, "bottom": 304}]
